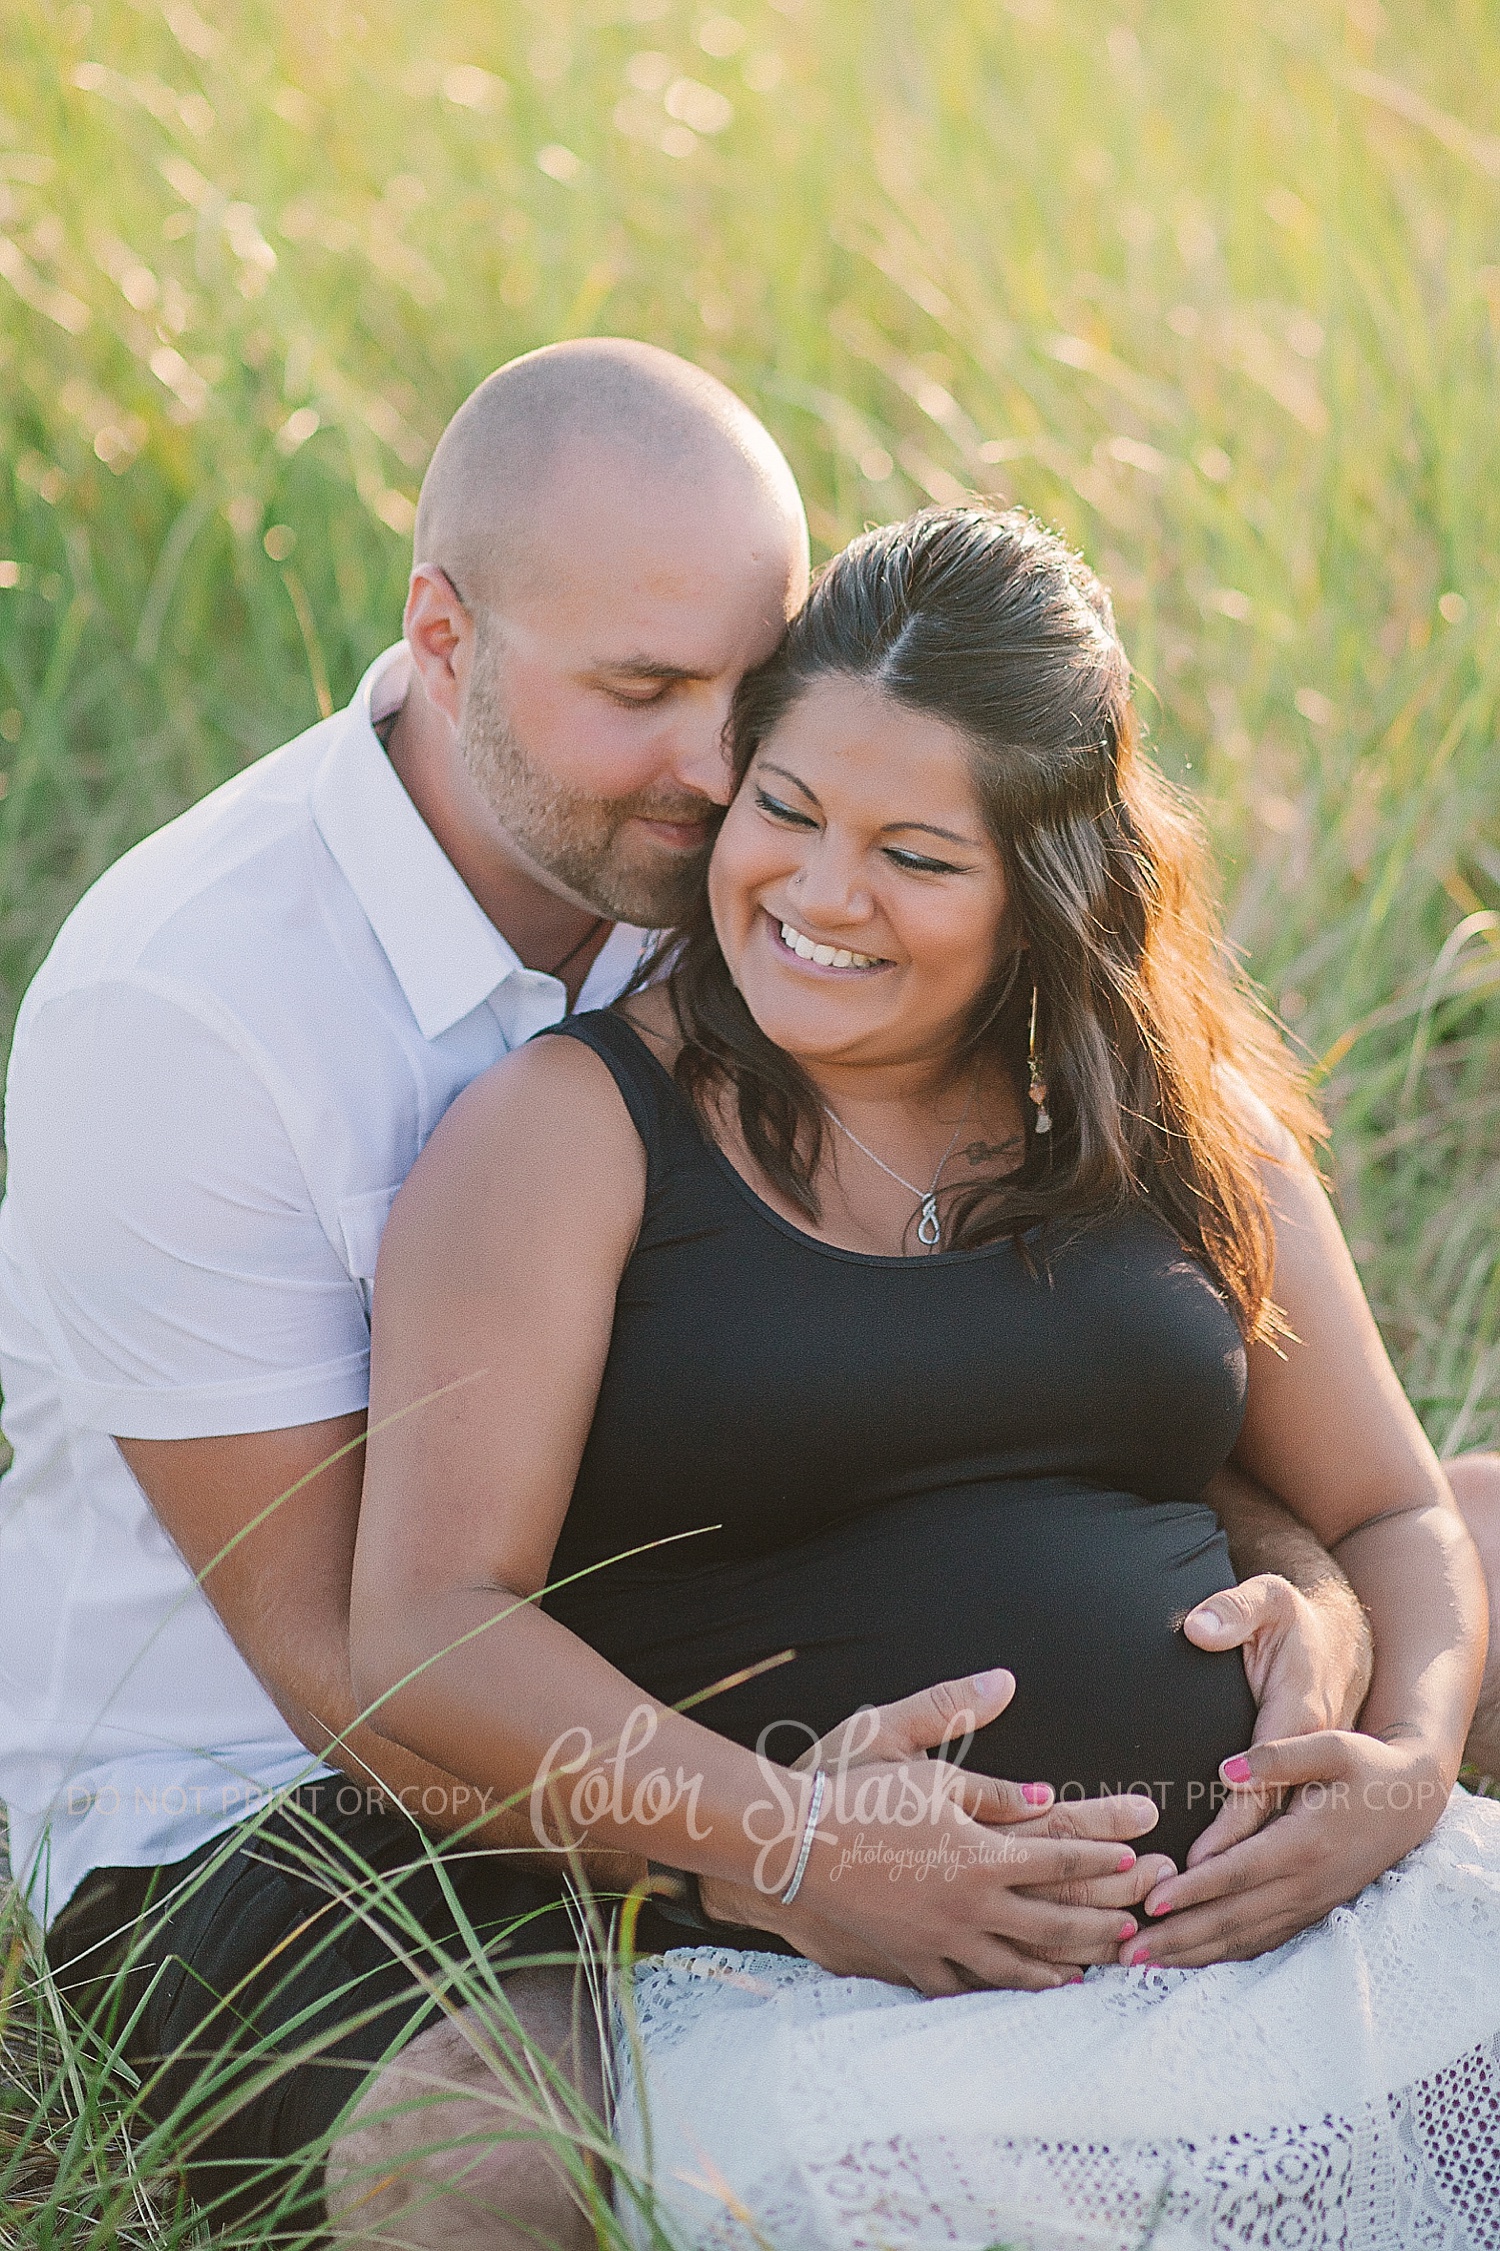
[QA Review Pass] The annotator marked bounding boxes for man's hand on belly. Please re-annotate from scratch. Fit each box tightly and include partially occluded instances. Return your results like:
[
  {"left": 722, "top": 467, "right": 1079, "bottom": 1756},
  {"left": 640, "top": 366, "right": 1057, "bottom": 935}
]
[
  {"left": 1178, "top": 1568, "right": 1373, "bottom": 1863},
  {"left": 1133, "top": 1495, "right": 1477, "bottom": 1966},
  {"left": 1188, "top": 1458, "right": 1373, "bottom": 1869}
]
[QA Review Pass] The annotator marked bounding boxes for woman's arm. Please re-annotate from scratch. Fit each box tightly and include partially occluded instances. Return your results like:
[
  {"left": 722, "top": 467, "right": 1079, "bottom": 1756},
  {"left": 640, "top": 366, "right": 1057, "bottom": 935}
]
[
  {"left": 350, "top": 1036, "right": 754, "bottom": 1878},
  {"left": 1133, "top": 1115, "right": 1488, "bottom": 1965},
  {"left": 349, "top": 1035, "right": 1156, "bottom": 1995},
  {"left": 1226, "top": 1123, "right": 1483, "bottom": 1769}
]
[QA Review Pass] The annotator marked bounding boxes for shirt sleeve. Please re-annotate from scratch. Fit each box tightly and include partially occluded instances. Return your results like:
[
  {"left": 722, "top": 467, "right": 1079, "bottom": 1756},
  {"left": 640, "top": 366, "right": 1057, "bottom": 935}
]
[{"left": 3, "top": 979, "right": 372, "bottom": 1438}]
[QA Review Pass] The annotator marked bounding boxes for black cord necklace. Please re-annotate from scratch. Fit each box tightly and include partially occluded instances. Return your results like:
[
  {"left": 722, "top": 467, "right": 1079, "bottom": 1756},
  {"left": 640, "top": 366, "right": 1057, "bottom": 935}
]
[{"left": 545, "top": 916, "right": 608, "bottom": 981}]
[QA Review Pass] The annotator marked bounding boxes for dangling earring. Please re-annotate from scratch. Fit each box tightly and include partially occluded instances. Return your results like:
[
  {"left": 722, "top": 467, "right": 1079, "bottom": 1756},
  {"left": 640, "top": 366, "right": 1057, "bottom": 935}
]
[{"left": 1027, "top": 984, "right": 1052, "bottom": 1135}]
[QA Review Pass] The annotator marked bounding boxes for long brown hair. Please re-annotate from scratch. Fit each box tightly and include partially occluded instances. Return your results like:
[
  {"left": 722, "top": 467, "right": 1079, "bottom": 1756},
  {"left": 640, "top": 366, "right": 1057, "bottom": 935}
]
[{"left": 645, "top": 504, "right": 1319, "bottom": 1341}]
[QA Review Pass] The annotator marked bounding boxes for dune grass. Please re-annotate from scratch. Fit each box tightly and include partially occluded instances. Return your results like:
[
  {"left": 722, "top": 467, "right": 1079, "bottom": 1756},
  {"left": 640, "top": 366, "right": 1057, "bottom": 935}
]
[
  {"left": 2, "top": 0, "right": 1500, "bottom": 2237},
  {"left": 2, "top": 0, "right": 1497, "bottom": 1448},
  {"left": 0, "top": 1798, "right": 667, "bottom": 2251}
]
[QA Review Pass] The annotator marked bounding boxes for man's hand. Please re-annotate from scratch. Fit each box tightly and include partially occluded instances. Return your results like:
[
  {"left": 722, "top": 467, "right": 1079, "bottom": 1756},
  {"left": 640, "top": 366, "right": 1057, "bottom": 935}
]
[
  {"left": 699, "top": 1671, "right": 1170, "bottom": 1981},
  {"left": 1126, "top": 1730, "right": 1447, "bottom": 1967},
  {"left": 1181, "top": 1570, "right": 1372, "bottom": 1862},
  {"left": 1137, "top": 1497, "right": 1480, "bottom": 1966}
]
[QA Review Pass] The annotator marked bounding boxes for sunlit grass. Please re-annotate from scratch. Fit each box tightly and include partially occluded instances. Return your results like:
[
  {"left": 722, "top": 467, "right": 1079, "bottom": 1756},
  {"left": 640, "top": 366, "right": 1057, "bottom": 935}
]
[
  {"left": 2, "top": 0, "right": 1497, "bottom": 1440},
  {"left": 2, "top": 0, "right": 1500, "bottom": 2232},
  {"left": 0, "top": 1799, "right": 666, "bottom": 2251}
]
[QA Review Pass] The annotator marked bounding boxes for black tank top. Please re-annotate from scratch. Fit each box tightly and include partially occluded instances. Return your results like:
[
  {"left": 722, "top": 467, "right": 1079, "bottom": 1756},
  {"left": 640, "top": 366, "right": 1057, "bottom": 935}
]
[{"left": 541, "top": 1009, "right": 1256, "bottom": 1865}]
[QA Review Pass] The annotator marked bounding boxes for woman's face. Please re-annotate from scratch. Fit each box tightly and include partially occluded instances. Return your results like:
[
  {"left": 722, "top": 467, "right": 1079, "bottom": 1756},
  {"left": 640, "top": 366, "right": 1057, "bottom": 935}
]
[{"left": 708, "top": 675, "right": 1012, "bottom": 1073}]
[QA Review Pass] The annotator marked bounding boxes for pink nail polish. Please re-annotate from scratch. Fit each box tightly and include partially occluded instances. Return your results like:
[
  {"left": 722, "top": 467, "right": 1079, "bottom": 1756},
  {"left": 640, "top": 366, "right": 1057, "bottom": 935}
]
[
  {"left": 1148, "top": 1897, "right": 1173, "bottom": 1917},
  {"left": 1117, "top": 1918, "right": 1137, "bottom": 1942},
  {"left": 1020, "top": 1782, "right": 1051, "bottom": 1805},
  {"left": 1116, "top": 1851, "right": 1136, "bottom": 1873},
  {"left": 1221, "top": 1754, "right": 1253, "bottom": 1784},
  {"left": 1126, "top": 1944, "right": 1151, "bottom": 1968}
]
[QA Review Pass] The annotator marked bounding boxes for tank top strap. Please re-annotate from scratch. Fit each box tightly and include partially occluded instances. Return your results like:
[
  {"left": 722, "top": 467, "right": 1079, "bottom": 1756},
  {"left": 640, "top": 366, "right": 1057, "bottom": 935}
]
[{"left": 535, "top": 1006, "right": 709, "bottom": 1187}]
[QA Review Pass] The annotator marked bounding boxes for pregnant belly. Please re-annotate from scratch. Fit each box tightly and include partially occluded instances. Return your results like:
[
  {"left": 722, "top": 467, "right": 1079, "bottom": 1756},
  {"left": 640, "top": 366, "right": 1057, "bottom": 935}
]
[{"left": 546, "top": 1481, "right": 1257, "bottom": 1869}]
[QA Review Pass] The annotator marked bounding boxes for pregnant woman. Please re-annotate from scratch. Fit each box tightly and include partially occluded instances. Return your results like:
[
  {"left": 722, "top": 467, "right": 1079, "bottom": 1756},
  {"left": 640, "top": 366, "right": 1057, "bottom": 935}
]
[{"left": 352, "top": 506, "right": 1499, "bottom": 2247}]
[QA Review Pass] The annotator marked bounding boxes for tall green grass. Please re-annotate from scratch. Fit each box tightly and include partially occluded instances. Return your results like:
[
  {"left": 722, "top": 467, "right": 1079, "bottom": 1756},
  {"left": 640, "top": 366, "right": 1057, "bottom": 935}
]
[
  {"left": 0, "top": 1794, "right": 660, "bottom": 2250},
  {"left": 2, "top": 0, "right": 1498, "bottom": 1442},
  {"left": 2, "top": 0, "right": 1499, "bottom": 2236}
]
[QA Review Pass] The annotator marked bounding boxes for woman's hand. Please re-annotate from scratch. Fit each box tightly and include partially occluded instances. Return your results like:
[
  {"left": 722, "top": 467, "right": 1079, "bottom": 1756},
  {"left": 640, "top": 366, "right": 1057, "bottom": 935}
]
[
  {"left": 1179, "top": 1569, "right": 1373, "bottom": 1862},
  {"left": 795, "top": 1668, "right": 1174, "bottom": 1912},
  {"left": 700, "top": 1670, "right": 1169, "bottom": 1991},
  {"left": 1122, "top": 1498, "right": 1473, "bottom": 1966},
  {"left": 1125, "top": 1728, "right": 1448, "bottom": 1967}
]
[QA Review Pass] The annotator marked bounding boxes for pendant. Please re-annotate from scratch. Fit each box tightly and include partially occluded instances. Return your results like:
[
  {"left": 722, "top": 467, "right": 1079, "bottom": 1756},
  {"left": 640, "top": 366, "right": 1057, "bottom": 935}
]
[
  {"left": 1029, "top": 1074, "right": 1052, "bottom": 1135},
  {"left": 917, "top": 1195, "right": 942, "bottom": 1247}
]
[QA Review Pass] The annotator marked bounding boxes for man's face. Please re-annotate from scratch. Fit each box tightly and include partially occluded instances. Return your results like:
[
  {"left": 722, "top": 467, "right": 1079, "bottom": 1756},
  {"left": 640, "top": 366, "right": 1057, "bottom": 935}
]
[{"left": 455, "top": 446, "right": 807, "bottom": 926}]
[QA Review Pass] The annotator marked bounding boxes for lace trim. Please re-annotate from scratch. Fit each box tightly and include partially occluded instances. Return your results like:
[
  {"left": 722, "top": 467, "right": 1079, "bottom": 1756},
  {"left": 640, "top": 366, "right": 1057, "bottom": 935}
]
[{"left": 612, "top": 1794, "right": 1500, "bottom": 2249}]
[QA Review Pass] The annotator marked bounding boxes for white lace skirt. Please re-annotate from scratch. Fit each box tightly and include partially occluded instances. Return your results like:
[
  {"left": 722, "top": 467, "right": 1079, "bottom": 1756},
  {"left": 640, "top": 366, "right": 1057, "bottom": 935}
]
[{"left": 611, "top": 1788, "right": 1500, "bottom": 2251}]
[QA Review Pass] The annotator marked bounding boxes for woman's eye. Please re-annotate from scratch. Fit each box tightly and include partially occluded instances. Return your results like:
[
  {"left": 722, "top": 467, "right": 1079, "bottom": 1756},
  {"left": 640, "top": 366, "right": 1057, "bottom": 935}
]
[
  {"left": 884, "top": 847, "right": 964, "bottom": 875},
  {"left": 605, "top": 686, "right": 668, "bottom": 708},
  {"left": 754, "top": 788, "right": 818, "bottom": 828}
]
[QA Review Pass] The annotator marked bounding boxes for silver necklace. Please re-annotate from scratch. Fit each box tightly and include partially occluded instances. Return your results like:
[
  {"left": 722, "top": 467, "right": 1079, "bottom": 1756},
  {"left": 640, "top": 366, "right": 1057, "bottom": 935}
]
[{"left": 821, "top": 1079, "right": 976, "bottom": 1249}]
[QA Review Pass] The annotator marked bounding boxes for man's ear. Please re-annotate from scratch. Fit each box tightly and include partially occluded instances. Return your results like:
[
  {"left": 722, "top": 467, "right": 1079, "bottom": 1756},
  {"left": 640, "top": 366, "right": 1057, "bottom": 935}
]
[{"left": 402, "top": 564, "right": 476, "bottom": 728}]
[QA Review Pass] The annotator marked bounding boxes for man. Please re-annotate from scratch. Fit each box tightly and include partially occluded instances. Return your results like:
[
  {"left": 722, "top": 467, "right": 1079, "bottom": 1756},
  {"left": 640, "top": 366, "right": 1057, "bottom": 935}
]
[{"left": 0, "top": 337, "right": 1490, "bottom": 2246}]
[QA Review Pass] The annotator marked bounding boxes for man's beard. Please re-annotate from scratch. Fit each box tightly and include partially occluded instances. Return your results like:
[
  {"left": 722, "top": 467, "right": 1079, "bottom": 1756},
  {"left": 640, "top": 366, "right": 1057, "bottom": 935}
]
[{"left": 458, "top": 657, "right": 717, "bottom": 928}]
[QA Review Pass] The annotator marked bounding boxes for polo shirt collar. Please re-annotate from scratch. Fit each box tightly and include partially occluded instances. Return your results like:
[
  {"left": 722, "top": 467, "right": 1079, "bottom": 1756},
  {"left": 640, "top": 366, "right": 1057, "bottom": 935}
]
[{"left": 311, "top": 645, "right": 535, "bottom": 1041}]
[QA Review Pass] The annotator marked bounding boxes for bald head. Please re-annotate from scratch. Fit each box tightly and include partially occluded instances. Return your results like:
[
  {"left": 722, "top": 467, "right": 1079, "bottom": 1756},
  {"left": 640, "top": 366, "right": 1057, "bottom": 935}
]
[
  {"left": 394, "top": 340, "right": 807, "bottom": 933},
  {"left": 414, "top": 338, "right": 806, "bottom": 601}
]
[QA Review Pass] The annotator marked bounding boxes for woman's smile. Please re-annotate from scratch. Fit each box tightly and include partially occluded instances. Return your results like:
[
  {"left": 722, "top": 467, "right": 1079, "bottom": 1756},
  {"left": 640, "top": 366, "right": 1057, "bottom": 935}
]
[{"left": 766, "top": 909, "right": 891, "bottom": 975}]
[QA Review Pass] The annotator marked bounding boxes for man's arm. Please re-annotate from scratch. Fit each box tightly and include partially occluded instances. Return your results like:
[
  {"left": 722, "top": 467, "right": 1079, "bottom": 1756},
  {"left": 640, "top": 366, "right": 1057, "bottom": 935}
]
[
  {"left": 1203, "top": 1458, "right": 1373, "bottom": 1724},
  {"left": 7, "top": 981, "right": 630, "bottom": 1875},
  {"left": 117, "top": 1418, "right": 641, "bottom": 1882},
  {"left": 118, "top": 1416, "right": 1373, "bottom": 1894}
]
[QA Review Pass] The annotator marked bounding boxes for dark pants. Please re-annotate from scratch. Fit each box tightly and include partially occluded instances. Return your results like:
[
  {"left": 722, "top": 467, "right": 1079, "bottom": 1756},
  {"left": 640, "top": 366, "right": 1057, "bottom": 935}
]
[{"left": 44, "top": 1789, "right": 597, "bottom": 2235}]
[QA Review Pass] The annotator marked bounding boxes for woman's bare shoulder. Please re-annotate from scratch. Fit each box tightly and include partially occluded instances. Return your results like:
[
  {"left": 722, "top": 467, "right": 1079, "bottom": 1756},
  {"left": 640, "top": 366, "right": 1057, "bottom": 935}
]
[
  {"left": 384, "top": 1029, "right": 648, "bottom": 1276},
  {"left": 427, "top": 1024, "right": 628, "bottom": 1136}
]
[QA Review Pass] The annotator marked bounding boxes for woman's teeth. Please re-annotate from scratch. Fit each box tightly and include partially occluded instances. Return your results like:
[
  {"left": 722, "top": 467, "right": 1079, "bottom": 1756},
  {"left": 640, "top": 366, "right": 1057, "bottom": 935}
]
[{"left": 778, "top": 919, "right": 882, "bottom": 970}]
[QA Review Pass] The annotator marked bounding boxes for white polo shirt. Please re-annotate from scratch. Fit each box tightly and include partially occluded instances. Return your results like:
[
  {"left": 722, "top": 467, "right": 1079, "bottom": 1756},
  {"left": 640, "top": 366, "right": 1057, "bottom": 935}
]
[{"left": 0, "top": 645, "right": 646, "bottom": 1921}]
